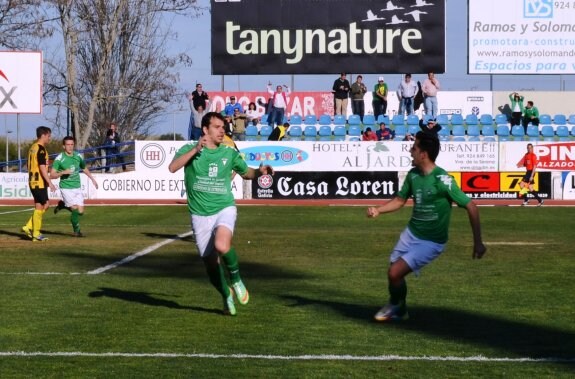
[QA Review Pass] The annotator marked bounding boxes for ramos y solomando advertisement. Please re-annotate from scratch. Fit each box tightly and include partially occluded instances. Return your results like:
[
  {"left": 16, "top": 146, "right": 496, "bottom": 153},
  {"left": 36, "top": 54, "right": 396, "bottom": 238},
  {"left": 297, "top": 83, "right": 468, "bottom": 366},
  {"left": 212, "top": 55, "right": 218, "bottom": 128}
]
[
  {"left": 212, "top": 0, "right": 445, "bottom": 74},
  {"left": 469, "top": 0, "right": 575, "bottom": 74}
]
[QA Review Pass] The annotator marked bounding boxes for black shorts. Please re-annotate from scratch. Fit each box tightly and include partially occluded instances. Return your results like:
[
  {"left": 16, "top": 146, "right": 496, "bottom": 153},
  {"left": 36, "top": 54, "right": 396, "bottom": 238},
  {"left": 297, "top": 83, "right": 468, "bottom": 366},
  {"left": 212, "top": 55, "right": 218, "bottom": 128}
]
[
  {"left": 30, "top": 187, "right": 49, "bottom": 205},
  {"left": 522, "top": 170, "right": 535, "bottom": 184}
]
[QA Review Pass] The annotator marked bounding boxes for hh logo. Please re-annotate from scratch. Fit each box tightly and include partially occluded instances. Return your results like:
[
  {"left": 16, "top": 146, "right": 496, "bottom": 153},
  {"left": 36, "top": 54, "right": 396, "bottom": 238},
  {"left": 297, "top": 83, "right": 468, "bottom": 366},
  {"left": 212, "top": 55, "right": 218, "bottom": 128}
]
[
  {"left": 524, "top": 0, "right": 553, "bottom": 18},
  {"left": 0, "top": 69, "right": 17, "bottom": 109}
]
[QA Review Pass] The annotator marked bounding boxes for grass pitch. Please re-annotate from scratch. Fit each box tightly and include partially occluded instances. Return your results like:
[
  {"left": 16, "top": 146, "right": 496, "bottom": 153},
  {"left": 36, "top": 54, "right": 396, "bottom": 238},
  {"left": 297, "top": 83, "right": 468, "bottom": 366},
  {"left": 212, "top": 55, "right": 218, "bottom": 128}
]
[{"left": 0, "top": 204, "right": 574, "bottom": 378}]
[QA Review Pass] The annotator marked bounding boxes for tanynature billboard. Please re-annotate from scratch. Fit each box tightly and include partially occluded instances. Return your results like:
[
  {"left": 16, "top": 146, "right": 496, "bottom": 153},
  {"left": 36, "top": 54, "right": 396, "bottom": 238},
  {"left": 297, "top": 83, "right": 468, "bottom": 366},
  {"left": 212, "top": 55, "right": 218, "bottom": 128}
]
[{"left": 211, "top": 0, "right": 446, "bottom": 74}]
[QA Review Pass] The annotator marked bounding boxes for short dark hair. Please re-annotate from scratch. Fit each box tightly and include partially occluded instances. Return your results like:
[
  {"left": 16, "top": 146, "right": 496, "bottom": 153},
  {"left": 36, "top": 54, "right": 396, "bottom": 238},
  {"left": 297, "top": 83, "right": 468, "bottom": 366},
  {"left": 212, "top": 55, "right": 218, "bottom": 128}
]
[
  {"left": 62, "top": 136, "right": 75, "bottom": 144},
  {"left": 379, "top": 122, "right": 386, "bottom": 127},
  {"left": 36, "top": 126, "right": 51, "bottom": 138},
  {"left": 415, "top": 131, "right": 440, "bottom": 162},
  {"left": 283, "top": 122, "right": 290, "bottom": 128},
  {"left": 201, "top": 112, "right": 225, "bottom": 132},
  {"left": 405, "top": 73, "right": 412, "bottom": 78}
]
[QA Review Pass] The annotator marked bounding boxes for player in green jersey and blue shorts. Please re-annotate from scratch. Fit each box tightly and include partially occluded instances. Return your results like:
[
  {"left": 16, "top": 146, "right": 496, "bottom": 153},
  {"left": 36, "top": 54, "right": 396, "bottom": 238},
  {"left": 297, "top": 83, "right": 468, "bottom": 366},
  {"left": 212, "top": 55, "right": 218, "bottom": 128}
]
[
  {"left": 367, "top": 131, "right": 486, "bottom": 322},
  {"left": 50, "top": 136, "right": 99, "bottom": 237},
  {"left": 169, "top": 112, "right": 274, "bottom": 316}
]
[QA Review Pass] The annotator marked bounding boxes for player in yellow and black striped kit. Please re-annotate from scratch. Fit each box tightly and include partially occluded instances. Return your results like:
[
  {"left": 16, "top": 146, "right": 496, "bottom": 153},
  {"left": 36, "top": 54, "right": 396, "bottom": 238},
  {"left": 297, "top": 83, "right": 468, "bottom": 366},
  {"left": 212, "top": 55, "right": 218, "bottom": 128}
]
[{"left": 21, "top": 126, "right": 56, "bottom": 242}]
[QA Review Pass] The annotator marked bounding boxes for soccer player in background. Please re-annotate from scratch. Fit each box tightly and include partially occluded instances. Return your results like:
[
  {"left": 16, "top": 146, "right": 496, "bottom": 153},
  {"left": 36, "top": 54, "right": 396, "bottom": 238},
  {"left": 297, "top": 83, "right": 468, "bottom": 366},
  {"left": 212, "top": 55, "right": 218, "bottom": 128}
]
[
  {"left": 517, "top": 143, "right": 544, "bottom": 206},
  {"left": 367, "top": 131, "right": 486, "bottom": 322},
  {"left": 51, "top": 136, "right": 99, "bottom": 237},
  {"left": 169, "top": 112, "right": 274, "bottom": 316},
  {"left": 22, "top": 126, "right": 57, "bottom": 242}
]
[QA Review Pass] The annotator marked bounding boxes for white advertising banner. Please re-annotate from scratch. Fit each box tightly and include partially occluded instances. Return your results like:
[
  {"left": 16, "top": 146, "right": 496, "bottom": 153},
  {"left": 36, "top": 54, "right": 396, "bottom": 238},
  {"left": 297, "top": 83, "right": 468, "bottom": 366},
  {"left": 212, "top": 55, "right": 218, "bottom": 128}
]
[
  {"left": 136, "top": 140, "right": 498, "bottom": 174},
  {"left": 469, "top": 0, "right": 575, "bottom": 74},
  {"left": 0, "top": 51, "right": 43, "bottom": 114},
  {"left": 0, "top": 173, "right": 93, "bottom": 200},
  {"left": 499, "top": 141, "right": 575, "bottom": 171}
]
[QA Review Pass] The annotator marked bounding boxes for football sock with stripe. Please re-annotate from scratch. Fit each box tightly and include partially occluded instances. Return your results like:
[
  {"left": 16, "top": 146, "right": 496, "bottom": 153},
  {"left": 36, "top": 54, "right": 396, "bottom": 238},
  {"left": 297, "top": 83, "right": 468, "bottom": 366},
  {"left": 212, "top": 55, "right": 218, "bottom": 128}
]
[{"left": 221, "top": 247, "right": 241, "bottom": 283}]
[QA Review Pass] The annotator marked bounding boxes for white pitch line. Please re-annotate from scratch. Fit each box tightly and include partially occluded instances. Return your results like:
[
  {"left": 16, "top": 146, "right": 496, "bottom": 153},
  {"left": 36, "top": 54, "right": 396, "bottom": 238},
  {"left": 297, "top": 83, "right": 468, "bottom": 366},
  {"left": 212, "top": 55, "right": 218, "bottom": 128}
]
[
  {"left": 0, "top": 351, "right": 573, "bottom": 363},
  {"left": 86, "top": 231, "right": 193, "bottom": 275},
  {"left": 0, "top": 208, "right": 34, "bottom": 215},
  {"left": 485, "top": 242, "right": 547, "bottom": 246}
]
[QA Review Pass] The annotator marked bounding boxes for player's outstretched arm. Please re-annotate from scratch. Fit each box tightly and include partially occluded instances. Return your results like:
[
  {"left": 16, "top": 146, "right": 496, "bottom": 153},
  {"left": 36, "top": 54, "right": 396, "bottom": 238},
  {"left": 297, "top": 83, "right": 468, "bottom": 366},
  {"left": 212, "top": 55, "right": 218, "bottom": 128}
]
[
  {"left": 169, "top": 140, "right": 204, "bottom": 173},
  {"left": 465, "top": 201, "right": 486, "bottom": 259},
  {"left": 367, "top": 196, "right": 406, "bottom": 218}
]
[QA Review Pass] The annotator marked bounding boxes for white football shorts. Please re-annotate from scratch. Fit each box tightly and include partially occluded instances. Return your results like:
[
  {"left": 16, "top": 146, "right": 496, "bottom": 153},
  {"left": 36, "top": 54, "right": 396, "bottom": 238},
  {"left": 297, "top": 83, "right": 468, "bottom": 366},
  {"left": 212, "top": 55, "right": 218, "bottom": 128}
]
[
  {"left": 389, "top": 227, "right": 445, "bottom": 276},
  {"left": 60, "top": 188, "right": 84, "bottom": 208},
  {"left": 191, "top": 206, "right": 237, "bottom": 257}
]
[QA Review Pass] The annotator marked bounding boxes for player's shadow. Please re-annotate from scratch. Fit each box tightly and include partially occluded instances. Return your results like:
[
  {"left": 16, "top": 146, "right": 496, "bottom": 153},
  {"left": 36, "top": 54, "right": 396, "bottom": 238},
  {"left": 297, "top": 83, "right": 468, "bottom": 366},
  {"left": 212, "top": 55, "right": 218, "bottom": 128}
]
[
  {"left": 88, "top": 287, "right": 221, "bottom": 315},
  {"left": 281, "top": 295, "right": 575, "bottom": 369},
  {"left": 0, "top": 229, "right": 70, "bottom": 240}
]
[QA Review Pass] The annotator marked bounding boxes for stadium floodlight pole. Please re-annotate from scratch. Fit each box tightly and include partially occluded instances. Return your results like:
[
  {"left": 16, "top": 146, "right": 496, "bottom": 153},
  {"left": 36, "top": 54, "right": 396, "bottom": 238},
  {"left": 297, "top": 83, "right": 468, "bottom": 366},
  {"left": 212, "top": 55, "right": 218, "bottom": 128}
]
[
  {"left": 5, "top": 125, "right": 12, "bottom": 173},
  {"left": 16, "top": 113, "right": 21, "bottom": 172}
]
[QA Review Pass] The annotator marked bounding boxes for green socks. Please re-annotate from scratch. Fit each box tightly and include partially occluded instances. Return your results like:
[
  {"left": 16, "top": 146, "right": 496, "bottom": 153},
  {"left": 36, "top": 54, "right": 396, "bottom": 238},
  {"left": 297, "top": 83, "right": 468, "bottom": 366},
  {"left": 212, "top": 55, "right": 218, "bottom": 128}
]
[
  {"left": 71, "top": 209, "right": 83, "bottom": 233},
  {"left": 221, "top": 247, "right": 241, "bottom": 283},
  {"left": 205, "top": 260, "right": 230, "bottom": 298}
]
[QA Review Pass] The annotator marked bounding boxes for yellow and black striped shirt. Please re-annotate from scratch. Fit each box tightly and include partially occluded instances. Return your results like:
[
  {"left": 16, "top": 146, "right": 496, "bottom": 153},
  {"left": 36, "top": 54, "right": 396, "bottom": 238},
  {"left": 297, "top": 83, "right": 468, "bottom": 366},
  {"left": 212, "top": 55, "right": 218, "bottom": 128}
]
[{"left": 28, "top": 142, "right": 49, "bottom": 189}]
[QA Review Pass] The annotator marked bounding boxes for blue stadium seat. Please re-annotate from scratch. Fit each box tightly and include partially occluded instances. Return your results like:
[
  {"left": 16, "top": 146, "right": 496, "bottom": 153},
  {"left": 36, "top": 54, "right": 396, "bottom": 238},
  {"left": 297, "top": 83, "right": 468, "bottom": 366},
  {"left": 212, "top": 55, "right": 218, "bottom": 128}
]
[
  {"left": 494, "top": 114, "right": 508, "bottom": 124},
  {"left": 290, "top": 114, "right": 302, "bottom": 125},
  {"left": 452, "top": 124, "right": 466, "bottom": 141},
  {"left": 333, "top": 114, "right": 346, "bottom": 126},
  {"left": 568, "top": 114, "right": 575, "bottom": 125},
  {"left": 348, "top": 125, "right": 362, "bottom": 137},
  {"left": 526, "top": 124, "right": 540, "bottom": 141},
  {"left": 288, "top": 125, "right": 303, "bottom": 138},
  {"left": 571, "top": 125, "right": 575, "bottom": 136},
  {"left": 511, "top": 125, "right": 525, "bottom": 140},
  {"left": 303, "top": 125, "right": 317, "bottom": 138},
  {"left": 348, "top": 114, "right": 361, "bottom": 126},
  {"left": 541, "top": 125, "right": 554, "bottom": 141},
  {"left": 497, "top": 124, "right": 510, "bottom": 141},
  {"left": 333, "top": 125, "right": 347, "bottom": 141},
  {"left": 467, "top": 125, "right": 480, "bottom": 141},
  {"left": 259, "top": 125, "right": 273, "bottom": 137},
  {"left": 436, "top": 114, "right": 449, "bottom": 125},
  {"left": 318, "top": 125, "right": 332, "bottom": 137},
  {"left": 260, "top": 114, "right": 268, "bottom": 125},
  {"left": 318, "top": 114, "right": 331, "bottom": 126},
  {"left": 539, "top": 114, "right": 552, "bottom": 125},
  {"left": 556, "top": 125, "right": 570, "bottom": 140},
  {"left": 554, "top": 114, "right": 567, "bottom": 125},
  {"left": 406, "top": 114, "right": 419, "bottom": 126},
  {"left": 482, "top": 125, "right": 496, "bottom": 141},
  {"left": 423, "top": 114, "right": 434, "bottom": 124},
  {"left": 304, "top": 115, "right": 317, "bottom": 126},
  {"left": 362, "top": 114, "right": 375, "bottom": 127},
  {"left": 394, "top": 124, "right": 407, "bottom": 139},
  {"left": 438, "top": 125, "right": 450, "bottom": 141},
  {"left": 408, "top": 124, "right": 419, "bottom": 135},
  {"left": 245, "top": 124, "right": 258, "bottom": 137},
  {"left": 391, "top": 114, "right": 405, "bottom": 126},
  {"left": 479, "top": 114, "right": 493, "bottom": 125},
  {"left": 464, "top": 114, "right": 479, "bottom": 125},
  {"left": 450, "top": 114, "right": 464, "bottom": 126},
  {"left": 376, "top": 115, "right": 390, "bottom": 125}
]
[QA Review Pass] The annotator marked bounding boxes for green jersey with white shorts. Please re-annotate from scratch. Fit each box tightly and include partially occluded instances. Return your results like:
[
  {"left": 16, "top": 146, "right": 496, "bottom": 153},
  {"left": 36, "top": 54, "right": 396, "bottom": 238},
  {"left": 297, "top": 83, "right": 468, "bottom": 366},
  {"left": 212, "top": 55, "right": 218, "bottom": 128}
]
[
  {"left": 174, "top": 142, "right": 248, "bottom": 216},
  {"left": 52, "top": 151, "right": 86, "bottom": 189},
  {"left": 398, "top": 166, "right": 470, "bottom": 244}
]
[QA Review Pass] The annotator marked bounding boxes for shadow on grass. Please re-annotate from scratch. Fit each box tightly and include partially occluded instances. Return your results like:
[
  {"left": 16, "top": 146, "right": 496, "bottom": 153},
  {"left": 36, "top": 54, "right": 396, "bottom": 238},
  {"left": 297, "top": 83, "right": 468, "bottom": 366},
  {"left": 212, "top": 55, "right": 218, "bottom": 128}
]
[
  {"left": 88, "top": 287, "right": 222, "bottom": 315},
  {"left": 142, "top": 232, "right": 195, "bottom": 242},
  {"left": 282, "top": 295, "right": 575, "bottom": 367}
]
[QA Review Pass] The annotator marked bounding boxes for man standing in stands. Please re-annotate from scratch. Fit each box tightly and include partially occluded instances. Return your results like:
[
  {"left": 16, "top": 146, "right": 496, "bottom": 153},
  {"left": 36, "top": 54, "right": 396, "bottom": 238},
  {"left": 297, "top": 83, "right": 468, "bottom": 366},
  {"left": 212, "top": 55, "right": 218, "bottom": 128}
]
[
  {"left": 350, "top": 75, "right": 368, "bottom": 121},
  {"left": 267, "top": 82, "right": 290, "bottom": 127},
  {"left": 397, "top": 74, "right": 418, "bottom": 116},
  {"left": 332, "top": 73, "right": 350, "bottom": 117},
  {"left": 422, "top": 72, "right": 440, "bottom": 119},
  {"left": 372, "top": 76, "right": 388, "bottom": 120},
  {"left": 188, "top": 83, "right": 209, "bottom": 140},
  {"left": 103, "top": 122, "right": 126, "bottom": 172}
]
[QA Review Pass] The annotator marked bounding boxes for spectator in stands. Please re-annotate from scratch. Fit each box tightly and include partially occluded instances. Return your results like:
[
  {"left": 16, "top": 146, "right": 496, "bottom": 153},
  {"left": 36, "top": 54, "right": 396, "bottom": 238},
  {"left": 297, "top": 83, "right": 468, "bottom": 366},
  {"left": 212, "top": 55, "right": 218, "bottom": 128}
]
[
  {"left": 372, "top": 76, "right": 388, "bottom": 119},
  {"left": 419, "top": 118, "right": 442, "bottom": 134},
  {"left": 232, "top": 108, "right": 247, "bottom": 141},
  {"left": 422, "top": 72, "right": 440, "bottom": 118},
  {"left": 403, "top": 133, "right": 416, "bottom": 141},
  {"left": 268, "top": 122, "right": 290, "bottom": 141},
  {"left": 223, "top": 115, "right": 234, "bottom": 137},
  {"left": 246, "top": 102, "right": 259, "bottom": 126},
  {"left": 397, "top": 74, "right": 418, "bottom": 116},
  {"left": 187, "top": 83, "right": 209, "bottom": 141},
  {"left": 362, "top": 127, "right": 378, "bottom": 141},
  {"left": 189, "top": 100, "right": 211, "bottom": 141},
  {"left": 509, "top": 92, "right": 524, "bottom": 127},
  {"left": 332, "top": 73, "right": 350, "bottom": 117},
  {"left": 376, "top": 122, "right": 395, "bottom": 140},
  {"left": 224, "top": 96, "right": 243, "bottom": 116},
  {"left": 267, "top": 82, "right": 290, "bottom": 127},
  {"left": 522, "top": 101, "right": 540, "bottom": 133},
  {"left": 103, "top": 122, "right": 125, "bottom": 172},
  {"left": 350, "top": 75, "right": 368, "bottom": 121}
]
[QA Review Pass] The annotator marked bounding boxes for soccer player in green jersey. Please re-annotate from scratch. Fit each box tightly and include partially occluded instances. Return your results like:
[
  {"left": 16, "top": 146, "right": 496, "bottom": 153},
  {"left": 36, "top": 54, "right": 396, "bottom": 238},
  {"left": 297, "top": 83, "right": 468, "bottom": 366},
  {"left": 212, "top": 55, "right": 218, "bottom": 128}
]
[
  {"left": 169, "top": 112, "right": 274, "bottom": 316},
  {"left": 50, "top": 136, "right": 99, "bottom": 237},
  {"left": 367, "top": 131, "right": 486, "bottom": 322}
]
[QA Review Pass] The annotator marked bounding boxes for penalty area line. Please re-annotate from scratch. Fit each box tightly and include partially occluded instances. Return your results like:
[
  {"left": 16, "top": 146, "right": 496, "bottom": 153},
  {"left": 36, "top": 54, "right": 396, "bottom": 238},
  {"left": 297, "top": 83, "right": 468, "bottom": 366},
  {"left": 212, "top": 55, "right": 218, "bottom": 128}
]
[
  {"left": 86, "top": 230, "right": 194, "bottom": 275},
  {"left": 0, "top": 351, "right": 573, "bottom": 363}
]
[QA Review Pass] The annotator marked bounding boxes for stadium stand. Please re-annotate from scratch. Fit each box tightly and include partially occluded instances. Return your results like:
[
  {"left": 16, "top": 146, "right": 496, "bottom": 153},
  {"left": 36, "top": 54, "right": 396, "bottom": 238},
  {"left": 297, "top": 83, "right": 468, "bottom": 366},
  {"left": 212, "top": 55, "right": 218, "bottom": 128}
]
[
  {"left": 511, "top": 125, "right": 525, "bottom": 140},
  {"left": 394, "top": 124, "right": 407, "bottom": 140},
  {"left": 436, "top": 114, "right": 449, "bottom": 125},
  {"left": 494, "top": 114, "right": 508, "bottom": 124},
  {"left": 376, "top": 114, "right": 390, "bottom": 125},
  {"left": 391, "top": 114, "right": 405, "bottom": 126},
  {"left": 348, "top": 114, "right": 361, "bottom": 126},
  {"left": 318, "top": 114, "right": 331, "bottom": 126},
  {"left": 526, "top": 124, "right": 540, "bottom": 141},
  {"left": 348, "top": 125, "right": 362, "bottom": 141},
  {"left": 496, "top": 124, "right": 510, "bottom": 141},
  {"left": 288, "top": 125, "right": 303, "bottom": 138},
  {"left": 556, "top": 125, "right": 570, "bottom": 140},
  {"left": 467, "top": 125, "right": 480, "bottom": 141},
  {"left": 452, "top": 124, "right": 466, "bottom": 141},
  {"left": 304, "top": 115, "right": 317, "bottom": 126},
  {"left": 568, "top": 114, "right": 575, "bottom": 125},
  {"left": 362, "top": 114, "right": 376, "bottom": 127},
  {"left": 464, "top": 114, "right": 479, "bottom": 125},
  {"left": 333, "top": 114, "right": 346, "bottom": 126},
  {"left": 450, "top": 114, "right": 464, "bottom": 126},
  {"left": 333, "top": 125, "right": 347, "bottom": 141},
  {"left": 554, "top": 114, "right": 567, "bottom": 125},
  {"left": 260, "top": 125, "right": 273, "bottom": 137},
  {"left": 479, "top": 114, "right": 494, "bottom": 125},
  {"left": 290, "top": 114, "right": 302, "bottom": 125},
  {"left": 482, "top": 125, "right": 496, "bottom": 141},
  {"left": 406, "top": 114, "right": 419, "bottom": 126},
  {"left": 539, "top": 114, "right": 552, "bottom": 125}
]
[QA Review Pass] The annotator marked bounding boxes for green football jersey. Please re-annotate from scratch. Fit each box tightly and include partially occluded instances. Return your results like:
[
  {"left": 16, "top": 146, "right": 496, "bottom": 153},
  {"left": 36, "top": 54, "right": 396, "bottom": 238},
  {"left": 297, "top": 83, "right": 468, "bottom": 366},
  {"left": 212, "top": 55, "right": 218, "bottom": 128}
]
[
  {"left": 398, "top": 166, "right": 471, "bottom": 244},
  {"left": 52, "top": 151, "right": 86, "bottom": 189},
  {"left": 174, "top": 142, "right": 248, "bottom": 216}
]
